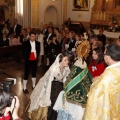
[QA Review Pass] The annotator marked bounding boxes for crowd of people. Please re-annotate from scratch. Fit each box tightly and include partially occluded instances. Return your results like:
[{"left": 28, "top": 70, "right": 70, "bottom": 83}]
[
  {"left": 0, "top": 19, "right": 22, "bottom": 47},
  {"left": 0, "top": 18, "right": 120, "bottom": 120}
]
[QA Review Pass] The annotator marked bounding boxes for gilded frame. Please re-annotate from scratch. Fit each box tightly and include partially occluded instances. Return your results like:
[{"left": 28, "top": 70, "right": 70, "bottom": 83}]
[{"left": 72, "top": 0, "right": 90, "bottom": 11}]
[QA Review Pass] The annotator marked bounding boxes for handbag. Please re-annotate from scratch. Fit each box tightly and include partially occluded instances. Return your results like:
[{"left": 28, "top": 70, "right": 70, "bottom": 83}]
[{"left": 57, "top": 110, "right": 72, "bottom": 120}]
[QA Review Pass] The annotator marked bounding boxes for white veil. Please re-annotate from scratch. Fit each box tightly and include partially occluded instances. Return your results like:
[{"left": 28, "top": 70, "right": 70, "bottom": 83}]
[{"left": 28, "top": 53, "right": 70, "bottom": 112}]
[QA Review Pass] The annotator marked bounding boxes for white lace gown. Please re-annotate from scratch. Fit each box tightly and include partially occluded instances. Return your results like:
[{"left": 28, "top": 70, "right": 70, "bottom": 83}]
[
  {"left": 28, "top": 54, "right": 70, "bottom": 113},
  {"left": 53, "top": 91, "right": 85, "bottom": 120}
]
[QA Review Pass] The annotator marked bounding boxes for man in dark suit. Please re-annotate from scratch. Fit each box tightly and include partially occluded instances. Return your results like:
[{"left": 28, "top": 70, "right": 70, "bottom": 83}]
[
  {"left": 64, "top": 18, "right": 71, "bottom": 28},
  {"left": 44, "top": 27, "right": 54, "bottom": 66},
  {"left": 41, "top": 23, "right": 48, "bottom": 36},
  {"left": 22, "top": 31, "right": 40, "bottom": 94},
  {"left": 13, "top": 19, "right": 22, "bottom": 36},
  {"left": 97, "top": 28, "right": 106, "bottom": 49},
  {"left": 66, "top": 31, "right": 76, "bottom": 54}
]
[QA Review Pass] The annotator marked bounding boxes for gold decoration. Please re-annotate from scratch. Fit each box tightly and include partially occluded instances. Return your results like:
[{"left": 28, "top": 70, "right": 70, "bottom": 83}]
[
  {"left": 76, "top": 40, "right": 90, "bottom": 60},
  {"left": 28, "top": 107, "right": 48, "bottom": 120}
]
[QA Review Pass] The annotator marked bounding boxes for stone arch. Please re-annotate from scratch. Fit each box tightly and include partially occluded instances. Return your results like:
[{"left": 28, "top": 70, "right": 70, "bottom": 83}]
[{"left": 44, "top": 5, "right": 59, "bottom": 25}]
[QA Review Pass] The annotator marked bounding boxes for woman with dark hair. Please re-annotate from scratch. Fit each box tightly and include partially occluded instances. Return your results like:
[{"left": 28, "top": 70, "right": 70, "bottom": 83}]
[
  {"left": 28, "top": 53, "right": 70, "bottom": 120},
  {"left": 54, "top": 27, "right": 62, "bottom": 44},
  {"left": 88, "top": 47, "right": 105, "bottom": 78},
  {"left": 48, "top": 34, "right": 60, "bottom": 65},
  {"left": 0, "top": 89, "right": 10, "bottom": 116},
  {"left": 0, "top": 89, "right": 21, "bottom": 120}
]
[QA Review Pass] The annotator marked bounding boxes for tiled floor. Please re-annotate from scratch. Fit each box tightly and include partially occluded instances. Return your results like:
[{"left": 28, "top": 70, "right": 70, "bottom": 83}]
[{"left": 0, "top": 60, "right": 46, "bottom": 120}]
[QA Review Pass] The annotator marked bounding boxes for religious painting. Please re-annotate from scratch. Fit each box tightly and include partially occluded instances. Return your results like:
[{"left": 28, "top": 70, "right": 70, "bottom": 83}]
[{"left": 73, "top": 0, "right": 89, "bottom": 11}]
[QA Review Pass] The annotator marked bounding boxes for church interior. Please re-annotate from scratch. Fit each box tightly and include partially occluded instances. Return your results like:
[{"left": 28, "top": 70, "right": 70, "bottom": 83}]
[{"left": 0, "top": 0, "right": 120, "bottom": 120}]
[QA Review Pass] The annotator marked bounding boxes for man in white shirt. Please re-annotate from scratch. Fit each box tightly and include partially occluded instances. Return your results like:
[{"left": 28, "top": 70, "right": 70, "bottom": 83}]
[
  {"left": 22, "top": 31, "right": 40, "bottom": 94},
  {"left": 13, "top": 19, "right": 22, "bottom": 36}
]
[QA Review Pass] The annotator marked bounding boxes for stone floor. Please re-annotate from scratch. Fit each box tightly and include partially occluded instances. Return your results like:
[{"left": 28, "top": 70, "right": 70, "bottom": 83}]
[{"left": 0, "top": 60, "right": 47, "bottom": 120}]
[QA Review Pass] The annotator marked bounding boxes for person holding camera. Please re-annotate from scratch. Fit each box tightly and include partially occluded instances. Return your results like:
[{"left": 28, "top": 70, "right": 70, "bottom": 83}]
[{"left": 0, "top": 89, "right": 21, "bottom": 120}]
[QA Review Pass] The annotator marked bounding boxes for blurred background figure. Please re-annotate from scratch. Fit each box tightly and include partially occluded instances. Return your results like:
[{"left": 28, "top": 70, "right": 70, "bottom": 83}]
[
  {"left": 2, "top": 23, "right": 10, "bottom": 37},
  {"left": 19, "top": 28, "right": 27, "bottom": 44},
  {"left": 37, "top": 31, "right": 44, "bottom": 67},
  {"left": 13, "top": 19, "right": 22, "bottom": 37},
  {"left": 26, "top": 27, "right": 31, "bottom": 40},
  {"left": 48, "top": 34, "right": 60, "bottom": 65},
  {"left": 9, "top": 33, "right": 21, "bottom": 46},
  {"left": 97, "top": 28, "right": 106, "bottom": 49},
  {"left": 64, "top": 17, "right": 71, "bottom": 28},
  {"left": 88, "top": 29, "right": 95, "bottom": 40},
  {"left": 0, "top": 33, "right": 9, "bottom": 47}
]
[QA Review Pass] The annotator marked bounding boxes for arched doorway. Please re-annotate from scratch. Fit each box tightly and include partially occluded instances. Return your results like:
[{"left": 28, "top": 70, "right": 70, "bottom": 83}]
[{"left": 44, "top": 5, "right": 58, "bottom": 25}]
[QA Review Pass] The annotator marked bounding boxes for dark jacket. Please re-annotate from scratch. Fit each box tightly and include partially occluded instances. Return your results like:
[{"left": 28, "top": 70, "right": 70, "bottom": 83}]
[
  {"left": 48, "top": 41, "right": 60, "bottom": 58},
  {"left": 97, "top": 34, "right": 106, "bottom": 47},
  {"left": 22, "top": 40, "right": 40, "bottom": 60},
  {"left": 41, "top": 29, "right": 48, "bottom": 36},
  {"left": 0, "top": 38, "right": 9, "bottom": 47},
  {"left": 13, "top": 24, "right": 22, "bottom": 36},
  {"left": 67, "top": 38, "right": 76, "bottom": 52}
]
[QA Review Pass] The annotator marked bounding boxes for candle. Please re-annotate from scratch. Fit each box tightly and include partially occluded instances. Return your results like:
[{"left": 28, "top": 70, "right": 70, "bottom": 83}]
[{"left": 103, "top": 12, "right": 106, "bottom": 21}]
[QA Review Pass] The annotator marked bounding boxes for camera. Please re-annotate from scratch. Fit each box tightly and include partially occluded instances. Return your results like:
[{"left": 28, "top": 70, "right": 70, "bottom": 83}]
[
  {"left": 0, "top": 78, "right": 16, "bottom": 92},
  {"left": 0, "top": 78, "right": 17, "bottom": 118},
  {"left": 0, "top": 78, "right": 16, "bottom": 107}
]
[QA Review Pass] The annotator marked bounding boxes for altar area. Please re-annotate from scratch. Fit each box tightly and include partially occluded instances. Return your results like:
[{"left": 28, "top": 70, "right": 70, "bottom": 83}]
[
  {"left": 93, "top": 29, "right": 119, "bottom": 44},
  {"left": 89, "top": 0, "right": 120, "bottom": 44},
  {"left": 94, "top": 29, "right": 120, "bottom": 39}
]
